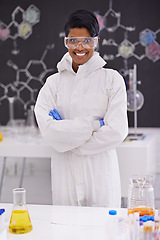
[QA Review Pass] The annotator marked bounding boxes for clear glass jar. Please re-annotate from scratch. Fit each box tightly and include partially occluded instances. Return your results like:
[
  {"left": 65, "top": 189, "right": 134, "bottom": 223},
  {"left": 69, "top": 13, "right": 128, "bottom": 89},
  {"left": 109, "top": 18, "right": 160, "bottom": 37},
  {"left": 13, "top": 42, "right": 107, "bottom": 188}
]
[{"left": 127, "top": 175, "right": 155, "bottom": 216}]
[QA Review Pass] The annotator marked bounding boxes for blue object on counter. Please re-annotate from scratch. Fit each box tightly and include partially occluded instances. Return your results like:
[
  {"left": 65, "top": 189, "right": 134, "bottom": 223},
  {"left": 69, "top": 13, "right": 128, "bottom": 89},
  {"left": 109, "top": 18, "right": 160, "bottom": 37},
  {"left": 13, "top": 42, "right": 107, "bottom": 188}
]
[
  {"left": 149, "top": 215, "right": 154, "bottom": 221},
  {"left": 140, "top": 215, "right": 154, "bottom": 222},
  {"left": 0, "top": 209, "right": 5, "bottom": 215},
  {"left": 109, "top": 210, "right": 117, "bottom": 215},
  {"left": 0, "top": 208, "right": 5, "bottom": 233}
]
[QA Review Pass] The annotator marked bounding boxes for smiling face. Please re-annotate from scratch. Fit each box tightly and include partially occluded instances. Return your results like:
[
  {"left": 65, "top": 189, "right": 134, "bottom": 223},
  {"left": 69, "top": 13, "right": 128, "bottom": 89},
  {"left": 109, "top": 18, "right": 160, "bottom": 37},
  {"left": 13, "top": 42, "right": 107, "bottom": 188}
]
[{"left": 67, "top": 27, "right": 97, "bottom": 72}]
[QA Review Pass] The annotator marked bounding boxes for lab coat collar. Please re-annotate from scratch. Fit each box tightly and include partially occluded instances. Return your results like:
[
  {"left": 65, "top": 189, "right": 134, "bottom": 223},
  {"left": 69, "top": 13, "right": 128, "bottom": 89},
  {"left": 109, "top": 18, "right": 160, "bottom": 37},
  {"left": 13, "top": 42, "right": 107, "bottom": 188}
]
[{"left": 57, "top": 52, "right": 107, "bottom": 76}]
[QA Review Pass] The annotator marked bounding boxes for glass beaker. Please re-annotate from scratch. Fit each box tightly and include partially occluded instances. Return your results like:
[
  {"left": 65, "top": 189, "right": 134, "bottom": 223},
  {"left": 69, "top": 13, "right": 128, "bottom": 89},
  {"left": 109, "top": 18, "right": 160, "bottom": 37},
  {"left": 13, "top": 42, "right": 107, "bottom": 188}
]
[
  {"left": 127, "top": 175, "right": 155, "bottom": 216},
  {"left": 8, "top": 188, "right": 33, "bottom": 234}
]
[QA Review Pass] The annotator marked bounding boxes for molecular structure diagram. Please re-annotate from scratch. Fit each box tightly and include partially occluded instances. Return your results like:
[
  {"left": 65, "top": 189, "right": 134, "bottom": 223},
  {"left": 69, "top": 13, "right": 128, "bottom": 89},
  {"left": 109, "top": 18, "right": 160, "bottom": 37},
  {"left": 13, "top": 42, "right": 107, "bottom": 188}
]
[
  {"left": 94, "top": 0, "right": 160, "bottom": 76},
  {"left": 0, "top": 4, "right": 40, "bottom": 54},
  {"left": 0, "top": 44, "right": 55, "bottom": 110}
]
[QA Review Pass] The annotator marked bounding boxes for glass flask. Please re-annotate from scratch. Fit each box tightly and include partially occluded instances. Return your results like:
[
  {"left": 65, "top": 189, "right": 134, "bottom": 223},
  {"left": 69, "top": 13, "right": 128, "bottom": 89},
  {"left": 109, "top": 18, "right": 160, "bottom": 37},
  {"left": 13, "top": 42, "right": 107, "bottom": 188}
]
[
  {"left": 127, "top": 175, "right": 155, "bottom": 216},
  {"left": 127, "top": 89, "right": 144, "bottom": 112},
  {"left": 8, "top": 188, "right": 33, "bottom": 234},
  {"left": 7, "top": 97, "right": 15, "bottom": 126},
  {"left": 26, "top": 105, "right": 37, "bottom": 127}
]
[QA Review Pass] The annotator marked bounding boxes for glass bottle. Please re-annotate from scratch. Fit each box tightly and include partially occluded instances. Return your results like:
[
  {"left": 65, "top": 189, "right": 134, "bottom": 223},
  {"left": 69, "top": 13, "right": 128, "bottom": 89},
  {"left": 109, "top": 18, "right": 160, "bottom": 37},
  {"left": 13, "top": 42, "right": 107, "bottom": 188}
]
[
  {"left": 108, "top": 209, "right": 117, "bottom": 235},
  {"left": 8, "top": 188, "right": 33, "bottom": 234}
]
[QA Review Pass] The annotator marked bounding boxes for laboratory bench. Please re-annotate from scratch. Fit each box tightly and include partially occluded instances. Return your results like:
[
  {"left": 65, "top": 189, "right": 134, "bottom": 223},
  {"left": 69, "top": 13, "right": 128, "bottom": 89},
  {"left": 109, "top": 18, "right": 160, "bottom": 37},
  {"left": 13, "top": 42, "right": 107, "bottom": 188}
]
[
  {"left": 0, "top": 203, "right": 127, "bottom": 240},
  {"left": 0, "top": 126, "right": 158, "bottom": 201}
]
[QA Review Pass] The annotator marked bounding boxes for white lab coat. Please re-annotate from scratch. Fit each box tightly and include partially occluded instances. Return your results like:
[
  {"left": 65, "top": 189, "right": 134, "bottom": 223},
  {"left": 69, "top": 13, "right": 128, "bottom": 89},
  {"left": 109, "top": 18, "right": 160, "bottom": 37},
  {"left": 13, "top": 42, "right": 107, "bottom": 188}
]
[{"left": 34, "top": 52, "right": 128, "bottom": 207}]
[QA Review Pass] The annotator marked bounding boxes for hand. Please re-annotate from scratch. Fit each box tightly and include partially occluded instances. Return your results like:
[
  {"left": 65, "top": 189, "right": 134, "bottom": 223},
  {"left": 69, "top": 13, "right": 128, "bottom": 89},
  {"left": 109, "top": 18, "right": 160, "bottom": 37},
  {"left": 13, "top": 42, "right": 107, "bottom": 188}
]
[
  {"left": 99, "top": 119, "right": 104, "bottom": 127},
  {"left": 49, "top": 109, "right": 62, "bottom": 120}
]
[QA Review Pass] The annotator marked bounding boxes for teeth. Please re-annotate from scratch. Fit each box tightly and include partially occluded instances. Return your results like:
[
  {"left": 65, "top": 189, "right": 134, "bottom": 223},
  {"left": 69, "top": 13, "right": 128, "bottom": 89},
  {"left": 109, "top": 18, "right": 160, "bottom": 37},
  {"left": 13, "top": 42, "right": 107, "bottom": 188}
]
[{"left": 76, "top": 53, "right": 86, "bottom": 56}]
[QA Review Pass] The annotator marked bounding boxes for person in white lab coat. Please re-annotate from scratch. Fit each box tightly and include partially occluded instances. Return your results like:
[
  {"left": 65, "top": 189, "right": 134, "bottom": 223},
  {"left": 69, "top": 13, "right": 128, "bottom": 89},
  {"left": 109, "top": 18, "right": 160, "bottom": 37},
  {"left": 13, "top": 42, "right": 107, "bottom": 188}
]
[{"left": 34, "top": 9, "right": 128, "bottom": 207}]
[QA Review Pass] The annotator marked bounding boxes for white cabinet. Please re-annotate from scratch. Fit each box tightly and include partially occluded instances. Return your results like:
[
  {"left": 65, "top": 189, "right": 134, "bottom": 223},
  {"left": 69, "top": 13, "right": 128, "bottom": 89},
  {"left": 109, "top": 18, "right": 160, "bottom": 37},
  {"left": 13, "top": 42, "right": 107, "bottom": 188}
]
[{"left": 117, "top": 129, "right": 157, "bottom": 198}]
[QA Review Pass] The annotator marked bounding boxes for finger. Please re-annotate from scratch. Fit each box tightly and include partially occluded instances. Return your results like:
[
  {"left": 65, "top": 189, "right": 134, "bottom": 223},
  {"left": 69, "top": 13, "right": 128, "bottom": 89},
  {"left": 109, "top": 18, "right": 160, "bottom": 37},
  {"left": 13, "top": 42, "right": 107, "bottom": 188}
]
[
  {"left": 49, "top": 110, "right": 56, "bottom": 119},
  {"left": 49, "top": 110, "right": 54, "bottom": 116},
  {"left": 53, "top": 109, "right": 62, "bottom": 120},
  {"left": 99, "top": 119, "right": 104, "bottom": 127}
]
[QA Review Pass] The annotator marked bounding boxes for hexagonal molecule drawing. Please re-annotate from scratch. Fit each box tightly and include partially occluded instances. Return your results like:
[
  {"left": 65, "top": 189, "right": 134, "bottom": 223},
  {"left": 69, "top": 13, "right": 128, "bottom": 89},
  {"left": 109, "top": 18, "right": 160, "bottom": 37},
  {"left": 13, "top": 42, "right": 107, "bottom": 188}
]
[
  {"left": 0, "top": 5, "right": 40, "bottom": 54},
  {"left": 0, "top": 44, "right": 55, "bottom": 110},
  {"left": 94, "top": 0, "right": 160, "bottom": 76},
  {"left": 139, "top": 28, "right": 160, "bottom": 62},
  {"left": 94, "top": 0, "right": 135, "bottom": 33}
]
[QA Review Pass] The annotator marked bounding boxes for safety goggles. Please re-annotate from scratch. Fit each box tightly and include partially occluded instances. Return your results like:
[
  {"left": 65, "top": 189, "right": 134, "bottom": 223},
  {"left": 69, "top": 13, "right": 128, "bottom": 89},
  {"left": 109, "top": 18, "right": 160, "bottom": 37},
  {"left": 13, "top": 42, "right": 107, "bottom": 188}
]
[{"left": 64, "top": 36, "right": 99, "bottom": 49}]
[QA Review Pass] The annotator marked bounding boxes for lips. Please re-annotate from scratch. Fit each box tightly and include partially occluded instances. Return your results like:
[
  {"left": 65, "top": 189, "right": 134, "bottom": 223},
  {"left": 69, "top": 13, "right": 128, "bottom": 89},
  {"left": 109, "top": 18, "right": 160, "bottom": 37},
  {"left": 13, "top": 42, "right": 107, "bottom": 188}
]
[{"left": 74, "top": 52, "right": 88, "bottom": 59}]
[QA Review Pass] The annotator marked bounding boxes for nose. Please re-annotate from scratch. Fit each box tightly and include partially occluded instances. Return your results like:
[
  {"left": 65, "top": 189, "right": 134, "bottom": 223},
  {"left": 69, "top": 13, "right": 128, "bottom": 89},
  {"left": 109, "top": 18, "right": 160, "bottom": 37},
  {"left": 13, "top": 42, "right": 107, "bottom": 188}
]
[{"left": 76, "top": 42, "right": 84, "bottom": 50}]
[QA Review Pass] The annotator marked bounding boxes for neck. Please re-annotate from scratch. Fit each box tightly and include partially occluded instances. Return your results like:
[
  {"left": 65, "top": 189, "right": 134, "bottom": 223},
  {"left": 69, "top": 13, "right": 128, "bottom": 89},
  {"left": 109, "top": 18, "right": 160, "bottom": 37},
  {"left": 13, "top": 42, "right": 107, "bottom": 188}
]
[{"left": 72, "top": 62, "right": 79, "bottom": 73}]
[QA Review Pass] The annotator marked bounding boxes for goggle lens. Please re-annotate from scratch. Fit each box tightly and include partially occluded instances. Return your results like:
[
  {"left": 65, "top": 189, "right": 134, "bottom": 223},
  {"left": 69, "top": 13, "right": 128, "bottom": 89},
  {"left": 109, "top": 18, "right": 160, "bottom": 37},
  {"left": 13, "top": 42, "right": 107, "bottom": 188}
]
[{"left": 64, "top": 37, "right": 98, "bottom": 49}]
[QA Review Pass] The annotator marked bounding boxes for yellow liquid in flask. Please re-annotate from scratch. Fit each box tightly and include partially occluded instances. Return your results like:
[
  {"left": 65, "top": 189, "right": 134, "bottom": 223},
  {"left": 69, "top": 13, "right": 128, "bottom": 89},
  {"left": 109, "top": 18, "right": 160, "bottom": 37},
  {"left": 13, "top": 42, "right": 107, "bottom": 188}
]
[
  {"left": 0, "top": 130, "right": 3, "bottom": 141},
  {"left": 9, "top": 209, "right": 32, "bottom": 234}
]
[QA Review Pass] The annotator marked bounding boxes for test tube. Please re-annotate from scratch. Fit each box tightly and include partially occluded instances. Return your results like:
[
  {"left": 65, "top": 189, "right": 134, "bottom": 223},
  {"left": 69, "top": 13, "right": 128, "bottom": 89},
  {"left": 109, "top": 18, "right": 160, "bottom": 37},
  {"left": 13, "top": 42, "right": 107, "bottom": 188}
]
[{"left": 154, "top": 210, "right": 159, "bottom": 240}]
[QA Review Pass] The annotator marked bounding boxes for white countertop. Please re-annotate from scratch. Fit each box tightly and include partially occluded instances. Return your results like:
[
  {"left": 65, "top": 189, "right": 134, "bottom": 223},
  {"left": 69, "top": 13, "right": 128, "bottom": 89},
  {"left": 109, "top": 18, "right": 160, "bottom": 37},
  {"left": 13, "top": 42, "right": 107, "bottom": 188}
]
[
  {"left": 0, "top": 203, "right": 127, "bottom": 240},
  {"left": 0, "top": 126, "right": 158, "bottom": 158},
  {"left": 0, "top": 126, "right": 52, "bottom": 158}
]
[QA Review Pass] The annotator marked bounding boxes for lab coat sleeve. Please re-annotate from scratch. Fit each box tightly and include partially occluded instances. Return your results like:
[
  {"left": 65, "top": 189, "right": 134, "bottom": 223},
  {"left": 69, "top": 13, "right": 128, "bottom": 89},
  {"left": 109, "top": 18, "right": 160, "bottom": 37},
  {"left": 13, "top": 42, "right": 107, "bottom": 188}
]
[
  {"left": 34, "top": 75, "right": 93, "bottom": 153},
  {"left": 71, "top": 71, "right": 128, "bottom": 155}
]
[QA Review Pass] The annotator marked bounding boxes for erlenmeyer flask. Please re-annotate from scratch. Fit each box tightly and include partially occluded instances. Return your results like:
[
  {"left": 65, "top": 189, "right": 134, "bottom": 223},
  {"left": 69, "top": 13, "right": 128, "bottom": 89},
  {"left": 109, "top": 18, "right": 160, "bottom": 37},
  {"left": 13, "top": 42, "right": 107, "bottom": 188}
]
[
  {"left": 7, "top": 97, "right": 15, "bottom": 126},
  {"left": 26, "top": 105, "right": 37, "bottom": 127},
  {"left": 8, "top": 188, "right": 33, "bottom": 234}
]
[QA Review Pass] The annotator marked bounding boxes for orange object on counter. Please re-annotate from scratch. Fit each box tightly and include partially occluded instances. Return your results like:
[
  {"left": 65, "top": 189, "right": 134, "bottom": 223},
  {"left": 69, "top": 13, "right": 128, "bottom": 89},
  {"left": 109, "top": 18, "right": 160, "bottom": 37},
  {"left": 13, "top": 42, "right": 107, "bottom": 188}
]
[
  {"left": 0, "top": 130, "right": 3, "bottom": 141},
  {"left": 128, "top": 207, "right": 154, "bottom": 216}
]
